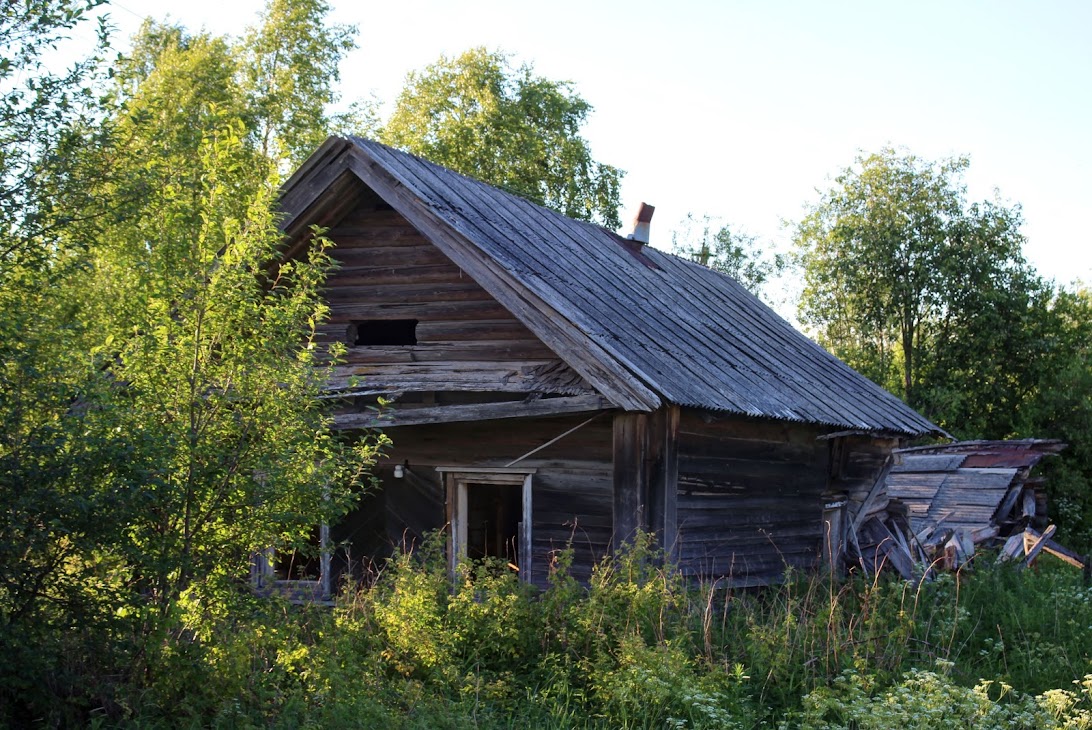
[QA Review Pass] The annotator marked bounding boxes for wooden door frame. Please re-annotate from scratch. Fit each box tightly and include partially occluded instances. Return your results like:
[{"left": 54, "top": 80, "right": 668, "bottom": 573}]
[{"left": 436, "top": 467, "right": 535, "bottom": 581}]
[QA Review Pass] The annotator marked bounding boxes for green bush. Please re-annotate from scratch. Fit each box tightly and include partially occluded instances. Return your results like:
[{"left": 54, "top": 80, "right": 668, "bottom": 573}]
[
  {"left": 22, "top": 532, "right": 1092, "bottom": 727},
  {"left": 788, "top": 667, "right": 1092, "bottom": 729}
]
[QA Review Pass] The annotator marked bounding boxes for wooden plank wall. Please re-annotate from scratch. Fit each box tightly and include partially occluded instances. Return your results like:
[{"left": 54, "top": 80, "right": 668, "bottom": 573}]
[
  {"left": 675, "top": 410, "right": 829, "bottom": 585},
  {"left": 830, "top": 434, "right": 902, "bottom": 524},
  {"left": 316, "top": 205, "right": 556, "bottom": 365},
  {"left": 360, "top": 414, "right": 615, "bottom": 587}
]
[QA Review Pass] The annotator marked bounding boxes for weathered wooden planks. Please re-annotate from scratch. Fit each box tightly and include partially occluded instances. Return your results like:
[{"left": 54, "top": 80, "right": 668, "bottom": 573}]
[
  {"left": 336, "top": 340, "right": 556, "bottom": 364},
  {"left": 334, "top": 395, "right": 610, "bottom": 429},
  {"left": 647, "top": 405, "right": 680, "bottom": 560},
  {"left": 612, "top": 412, "right": 648, "bottom": 549},
  {"left": 674, "top": 409, "right": 828, "bottom": 583},
  {"left": 324, "top": 414, "right": 619, "bottom": 587}
]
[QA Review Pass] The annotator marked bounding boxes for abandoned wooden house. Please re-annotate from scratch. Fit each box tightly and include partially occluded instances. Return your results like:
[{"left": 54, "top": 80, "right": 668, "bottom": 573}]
[{"left": 268, "top": 135, "right": 944, "bottom": 594}]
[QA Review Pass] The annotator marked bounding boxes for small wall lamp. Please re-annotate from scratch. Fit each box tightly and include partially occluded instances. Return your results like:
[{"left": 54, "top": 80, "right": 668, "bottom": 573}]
[{"left": 393, "top": 462, "right": 407, "bottom": 479}]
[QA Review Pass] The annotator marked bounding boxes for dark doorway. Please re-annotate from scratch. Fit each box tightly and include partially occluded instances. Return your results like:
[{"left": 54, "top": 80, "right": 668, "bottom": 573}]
[{"left": 465, "top": 482, "right": 521, "bottom": 566}]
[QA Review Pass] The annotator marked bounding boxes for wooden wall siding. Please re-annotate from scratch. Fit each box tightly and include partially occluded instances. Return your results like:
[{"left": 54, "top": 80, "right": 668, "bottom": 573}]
[
  {"left": 321, "top": 206, "right": 533, "bottom": 337},
  {"left": 612, "top": 412, "right": 647, "bottom": 549},
  {"left": 646, "top": 406, "right": 680, "bottom": 561},
  {"left": 325, "top": 361, "right": 593, "bottom": 396},
  {"left": 334, "top": 395, "right": 611, "bottom": 431},
  {"left": 829, "top": 434, "right": 902, "bottom": 524},
  {"left": 313, "top": 204, "right": 597, "bottom": 401},
  {"left": 384, "top": 467, "right": 446, "bottom": 550},
  {"left": 674, "top": 410, "right": 829, "bottom": 583},
  {"left": 531, "top": 468, "right": 613, "bottom": 585},
  {"left": 325, "top": 466, "right": 447, "bottom": 584},
  {"left": 280, "top": 167, "right": 377, "bottom": 260},
  {"left": 329, "top": 486, "right": 388, "bottom": 579},
  {"left": 379, "top": 415, "right": 614, "bottom": 587},
  {"left": 610, "top": 406, "right": 681, "bottom": 558}
]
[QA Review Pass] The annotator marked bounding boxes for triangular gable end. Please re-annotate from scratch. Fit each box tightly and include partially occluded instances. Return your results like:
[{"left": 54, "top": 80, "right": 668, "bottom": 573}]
[{"left": 278, "top": 139, "right": 659, "bottom": 416}]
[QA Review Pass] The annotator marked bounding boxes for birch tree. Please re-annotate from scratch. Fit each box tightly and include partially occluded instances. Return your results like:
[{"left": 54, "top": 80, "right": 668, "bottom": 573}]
[{"left": 382, "top": 47, "right": 624, "bottom": 228}]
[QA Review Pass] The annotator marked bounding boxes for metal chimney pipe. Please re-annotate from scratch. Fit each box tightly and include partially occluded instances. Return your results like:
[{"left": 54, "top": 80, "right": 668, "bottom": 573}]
[{"left": 627, "top": 202, "right": 655, "bottom": 244}]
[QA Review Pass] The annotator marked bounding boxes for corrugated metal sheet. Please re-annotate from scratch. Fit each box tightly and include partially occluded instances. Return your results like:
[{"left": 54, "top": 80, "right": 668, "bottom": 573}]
[{"left": 329, "top": 137, "right": 941, "bottom": 436}]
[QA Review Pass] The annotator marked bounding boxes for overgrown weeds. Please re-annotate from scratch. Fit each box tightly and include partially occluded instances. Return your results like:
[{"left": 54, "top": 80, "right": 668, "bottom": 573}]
[{"left": 14, "top": 532, "right": 1092, "bottom": 727}]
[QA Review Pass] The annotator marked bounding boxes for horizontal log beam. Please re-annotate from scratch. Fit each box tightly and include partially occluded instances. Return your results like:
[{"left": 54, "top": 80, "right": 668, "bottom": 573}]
[{"left": 334, "top": 395, "right": 612, "bottom": 429}]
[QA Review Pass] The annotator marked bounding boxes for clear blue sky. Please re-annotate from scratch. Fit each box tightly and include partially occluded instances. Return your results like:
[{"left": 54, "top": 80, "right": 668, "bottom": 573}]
[{"left": 96, "top": 0, "right": 1092, "bottom": 285}]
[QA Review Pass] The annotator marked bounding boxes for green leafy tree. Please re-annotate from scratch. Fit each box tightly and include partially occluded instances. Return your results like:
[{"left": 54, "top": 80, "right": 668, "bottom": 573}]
[
  {"left": 1019, "top": 287, "right": 1092, "bottom": 550},
  {"left": 381, "top": 47, "right": 624, "bottom": 228},
  {"left": 0, "top": 1, "right": 133, "bottom": 721},
  {"left": 0, "top": 3, "right": 380, "bottom": 720},
  {"left": 796, "top": 149, "right": 1092, "bottom": 551},
  {"left": 81, "top": 22, "right": 260, "bottom": 334},
  {"left": 73, "top": 0, "right": 376, "bottom": 639},
  {"left": 795, "top": 148, "right": 1030, "bottom": 407},
  {"left": 671, "top": 212, "right": 786, "bottom": 298},
  {"left": 0, "top": 0, "right": 110, "bottom": 271},
  {"left": 241, "top": 0, "right": 357, "bottom": 169}
]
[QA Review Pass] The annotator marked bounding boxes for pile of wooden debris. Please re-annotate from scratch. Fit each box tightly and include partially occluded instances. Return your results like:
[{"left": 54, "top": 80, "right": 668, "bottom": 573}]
[{"left": 845, "top": 440, "right": 1084, "bottom": 578}]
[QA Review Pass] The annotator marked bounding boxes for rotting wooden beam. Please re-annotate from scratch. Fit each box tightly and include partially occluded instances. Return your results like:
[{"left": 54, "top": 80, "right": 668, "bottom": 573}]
[
  {"left": 1030, "top": 530, "right": 1086, "bottom": 568},
  {"left": 995, "top": 483, "right": 1024, "bottom": 523},
  {"left": 851, "top": 455, "right": 896, "bottom": 534},
  {"left": 278, "top": 137, "right": 352, "bottom": 227},
  {"left": 1023, "top": 524, "right": 1057, "bottom": 567},
  {"left": 1000, "top": 526, "right": 1084, "bottom": 569},
  {"left": 333, "top": 394, "right": 611, "bottom": 430}
]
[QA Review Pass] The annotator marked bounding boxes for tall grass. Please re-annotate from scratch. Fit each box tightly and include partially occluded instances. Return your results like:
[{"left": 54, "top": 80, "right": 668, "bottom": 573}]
[{"left": 85, "top": 534, "right": 1092, "bottom": 727}]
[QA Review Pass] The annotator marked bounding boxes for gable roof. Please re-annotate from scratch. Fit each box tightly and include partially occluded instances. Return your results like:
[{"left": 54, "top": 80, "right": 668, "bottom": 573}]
[{"left": 280, "top": 136, "right": 943, "bottom": 437}]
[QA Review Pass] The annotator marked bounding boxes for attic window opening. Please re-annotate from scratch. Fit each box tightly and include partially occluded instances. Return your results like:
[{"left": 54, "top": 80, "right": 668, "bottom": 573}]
[{"left": 351, "top": 319, "right": 418, "bottom": 346}]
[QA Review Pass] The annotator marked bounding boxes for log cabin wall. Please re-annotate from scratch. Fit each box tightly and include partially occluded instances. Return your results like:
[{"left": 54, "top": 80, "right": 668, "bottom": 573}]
[
  {"left": 314, "top": 201, "right": 555, "bottom": 365},
  {"left": 336, "top": 414, "right": 614, "bottom": 587},
  {"left": 675, "top": 409, "right": 830, "bottom": 586}
]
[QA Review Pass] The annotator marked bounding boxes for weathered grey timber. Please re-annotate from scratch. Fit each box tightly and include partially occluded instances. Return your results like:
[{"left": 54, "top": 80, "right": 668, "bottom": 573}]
[
  {"left": 275, "top": 136, "right": 945, "bottom": 593},
  {"left": 282, "top": 136, "right": 940, "bottom": 436},
  {"left": 886, "top": 440, "right": 1065, "bottom": 541}
]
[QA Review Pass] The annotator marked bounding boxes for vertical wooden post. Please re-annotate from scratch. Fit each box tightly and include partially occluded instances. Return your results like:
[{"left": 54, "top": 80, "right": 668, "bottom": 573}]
[
  {"left": 520, "top": 473, "right": 533, "bottom": 583},
  {"left": 647, "top": 405, "right": 680, "bottom": 562},
  {"left": 612, "top": 411, "right": 648, "bottom": 550},
  {"left": 822, "top": 500, "right": 847, "bottom": 576},
  {"left": 444, "top": 474, "right": 456, "bottom": 576},
  {"left": 319, "top": 522, "right": 332, "bottom": 598}
]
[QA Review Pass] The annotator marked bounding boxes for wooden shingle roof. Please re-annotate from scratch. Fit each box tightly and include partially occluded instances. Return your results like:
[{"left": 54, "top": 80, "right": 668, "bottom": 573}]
[{"left": 281, "top": 136, "right": 943, "bottom": 437}]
